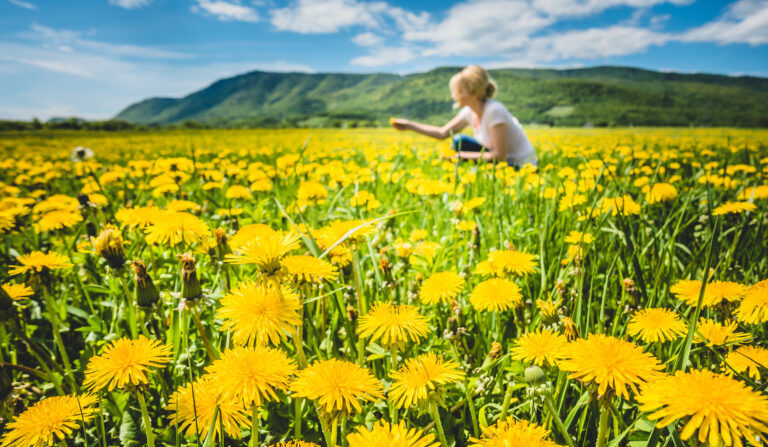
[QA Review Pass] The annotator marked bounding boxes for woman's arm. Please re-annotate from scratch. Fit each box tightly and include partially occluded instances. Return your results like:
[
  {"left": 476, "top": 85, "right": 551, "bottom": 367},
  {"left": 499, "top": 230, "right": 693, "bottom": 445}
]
[
  {"left": 455, "top": 123, "right": 509, "bottom": 162},
  {"left": 391, "top": 114, "right": 467, "bottom": 140}
]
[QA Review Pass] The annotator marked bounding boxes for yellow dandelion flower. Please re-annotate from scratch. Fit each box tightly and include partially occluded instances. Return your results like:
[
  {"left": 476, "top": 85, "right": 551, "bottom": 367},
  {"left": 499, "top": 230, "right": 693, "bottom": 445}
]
[
  {"left": 91, "top": 224, "right": 126, "bottom": 269},
  {"left": 225, "top": 231, "right": 301, "bottom": 276},
  {"left": 564, "top": 231, "right": 594, "bottom": 245},
  {"left": 626, "top": 308, "right": 687, "bottom": 343},
  {"left": 84, "top": 336, "right": 172, "bottom": 391},
  {"left": 34, "top": 210, "right": 83, "bottom": 233},
  {"left": 470, "top": 278, "right": 523, "bottom": 312},
  {"left": 206, "top": 346, "right": 296, "bottom": 407},
  {"left": 227, "top": 223, "right": 278, "bottom": 250},
  {"left": 347, "top": 421, "right": 438, "bottom": 447},
  {"left": 738, "top": 185, "right": 768, "bottom": 201},
  {"left": 469, "top": 418, "right": 561, "bottom": 447},
  {"left": 419, "top": 272, "right": 464, "bottom": 305},
  {"left": 474, "top": 250, "right": 536, "bottom": 277},
  {"left": 694, "top": 318, "right": 751, "bottom": 347},
  {"left": 735, "top": 279, "right": 768, "bottom": 324},
  {"left": 290, "top": 359, "right": 383, "bottom": 417},
  {"left": 671, "top": 279, "right": 747, "bottom": 307},
  {"left": 410, "top": 229, "right": 428, "bottom": 242},
  {"left": 217, "top": 281, "right": 301, "bottom": 347},
  {"left": 166, "top": 199, "right": 201, "bottom": 213},
  {"left": 0, "top": 394, "right": 97, "bottom": 447},
  {"left": 357, "top": 303, "right": 430, "bottom": 349},
  {"left": 144, "top": 211, "right": 210, "bottom": 246},
  {"left": 465, "top": 197, "right": 486, "bottom": 211},
  {"left": 389, "top": 353, "right": 465, "bottom": 409},
  {"left": 9, "top": 251, "right": 72, "bottom": 276},
  {"left": 282, "top": 255, "right": 339, "bottom": 283},
  {"left": 225, "top": 185, "right": 251, "bottom": 200},
  {"left": 2, "top": 283, "right": 34, "bottom": 300},
  {"left": 646, "top": 183, "right": 678, "bottom": 204},
  {"left": 558, "top": 334, "right": 663, "bottom": 400},
  {"left": 536, "top": 295, "right": 562, "bottom": 321},
  {"left": 456, "top": 220, "right": 477, "bottom": 231},
  {"left": 725, "top": 345, "right": 768, "bottom": 380},
  {"left": 270, "top": 442, "right": 321, "bottom": 447},
  {"left": 638, "top": 370, "right": 768, "bottom": 447},
  {"left": 166, "top": 376, "right": 250, "bottom": 440},
  {"left": 316, "top": 219, "right": 377, "bottom": 248},
  {"left": 713, "top": 201, "right": 757, "bottom": 216},
  {"left": 599, "top": 195, "right": 641, "bottom": 216},
  {"left": 511, "top": 329, "right": 568, "bottom": 367},
  {"left": 115, "top": 205, "right": 164, "bottom": 229},
  {"left": 297, "top": 181, "right": 328, "bottom": 203}
]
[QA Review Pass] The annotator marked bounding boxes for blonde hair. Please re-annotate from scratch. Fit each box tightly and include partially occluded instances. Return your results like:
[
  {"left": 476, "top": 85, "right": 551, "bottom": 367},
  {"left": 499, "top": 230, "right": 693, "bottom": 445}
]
[{"left": 449, "top": 65, "right": 497, "bottom": 101}]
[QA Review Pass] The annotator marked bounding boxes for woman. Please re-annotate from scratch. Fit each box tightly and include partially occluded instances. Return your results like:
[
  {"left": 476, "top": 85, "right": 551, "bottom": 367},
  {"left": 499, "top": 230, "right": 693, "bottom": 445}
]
[{"left": 391, "top": 65, "right": 537, "bottom": 168}]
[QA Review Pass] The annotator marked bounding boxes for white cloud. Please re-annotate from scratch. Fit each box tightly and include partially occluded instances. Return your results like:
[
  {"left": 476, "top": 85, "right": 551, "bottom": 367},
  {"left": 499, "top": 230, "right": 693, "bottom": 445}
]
[
  {"left": 531, "top": 26, "right": 669, "bottom": 60},
  {"left": 193, "top": 0, "right": 260, "bottom": 22},
  {"left": 681, "top": 0, "right": 768, "bottom": 45},
  {"left": 8, "top": 0, "right": 38, "bottom": 10},
  {"left": 109, "top": 0, "right": 152, "bottom": 9},
  {"left": 352, "top": 32, "right": 383, "bottom": 46},
  {"left": 530, "top": 0, "right": 692, "bottom": 17},
  {"left": 21, "top": 24, "right": 193, "bottom": 60},
  {"left": 350, "top": 46, "right": 416, "bottom": 67},
  {"left": 271, "top": 0, "right": 379, "bottom": 33},
  {"left": 404, "top": 1, "right": 553, "bottom": 57}
]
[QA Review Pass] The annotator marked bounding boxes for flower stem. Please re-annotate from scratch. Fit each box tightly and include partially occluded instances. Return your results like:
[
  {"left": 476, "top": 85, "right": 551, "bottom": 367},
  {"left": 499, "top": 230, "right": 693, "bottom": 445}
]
[
  {"left": 192, "top": 306, "right": 217, "bottom": 361},
  {"left": 595, "top": 403, "right": 611, "bottom": 447},
  {"left": 136, "top": 391, "right": 155, "bottom": 447},
  {"left": 428, "top": 401, "right": 449, "bottom": 447},
  {"left": 294, "top": 397, "right": 302, "bottom": 440},
  {"left": 41, "top": 287, "right": 73, "bottom": 385},
  {"left": 250, "top": 405, "right": 259, "bottom": 447},
  {"left": 499, "top": 379, "right": 515, "bottom": 421},
  {"left": 390, "top": 345, "right": 398, "bottom": 424},
  {"left": 544, "top": 393, "right": 575, "bottom": 447}
]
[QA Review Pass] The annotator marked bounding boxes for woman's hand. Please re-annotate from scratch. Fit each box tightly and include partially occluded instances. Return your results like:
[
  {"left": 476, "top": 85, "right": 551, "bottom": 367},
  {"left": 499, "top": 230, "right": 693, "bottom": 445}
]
[{"left": 389, "top": 117, "right": 410, "bottom": 131}]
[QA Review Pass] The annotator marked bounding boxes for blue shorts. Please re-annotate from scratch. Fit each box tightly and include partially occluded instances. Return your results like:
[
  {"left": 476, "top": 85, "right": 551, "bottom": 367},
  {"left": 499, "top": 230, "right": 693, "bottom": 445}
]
[
  {"left": 451, "top": 134, "right": 521, "bottom": 170},
  {"left": 451, "top": 134, "right": 485, "bottom": 152}
]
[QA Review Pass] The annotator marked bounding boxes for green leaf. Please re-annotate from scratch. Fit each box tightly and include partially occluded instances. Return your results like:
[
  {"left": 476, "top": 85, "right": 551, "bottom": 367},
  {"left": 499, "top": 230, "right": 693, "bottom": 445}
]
[{"left": 119, "top": 406, "right": 145, "bottom": 447}]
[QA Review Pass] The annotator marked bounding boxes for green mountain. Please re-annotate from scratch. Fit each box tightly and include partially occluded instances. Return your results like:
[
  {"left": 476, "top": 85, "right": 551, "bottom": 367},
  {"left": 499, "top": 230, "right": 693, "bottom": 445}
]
[{"left": 115, "top": 66, "right": 768, "bottom": 127}]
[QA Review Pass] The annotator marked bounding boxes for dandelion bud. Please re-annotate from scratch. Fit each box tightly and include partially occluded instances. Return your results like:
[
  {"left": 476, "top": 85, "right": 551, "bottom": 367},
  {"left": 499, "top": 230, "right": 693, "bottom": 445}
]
[
  {"left": 562, "top": 316, "right": 579, "bottom": 341},
  {"left": 378, "top": 257, "right": 391, "bottom": 275},
  {"left": 446, "top": 316, "right": 458, "bottom": 333},
  {"left": 488, "top": 341, "right": 502, "bottom": 360},
  {"left": 85, "top": 222, "right": 97, "bottom": 238},
  {"left": 394, "top": 241, "right": 412, "bottom": 258},
  {"left": 178, "top": 252, "right": 202, "bottom": 300},
  {"left": 92, "top": 225, "right": 126, "bottom": 269},
  {"left": 213, "top": 228, "right": 231, "bottom": 260},
  {"left": 77, "top": 194, "right": 90, "bottom": 207},
  {"left": 622, "top": 278, "right": 636, "bottom": 293},
  {"left": 346, "top": 304, "right": 357, "bottom": 323},
  {"left": 0, "top": 285, "right": 16, "bottom": 323},
  {"left": 525, "top": 365, "right": 547, "bottom": 386},
  {"left": 132, "top": 260, "right": 159, "bottom": 307}
]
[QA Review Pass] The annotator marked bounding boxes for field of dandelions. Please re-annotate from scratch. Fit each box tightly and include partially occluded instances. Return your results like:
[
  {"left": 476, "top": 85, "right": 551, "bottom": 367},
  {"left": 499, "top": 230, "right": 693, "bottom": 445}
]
[{"left": 1, "top": 127, "right": 767, "bottom": 447}]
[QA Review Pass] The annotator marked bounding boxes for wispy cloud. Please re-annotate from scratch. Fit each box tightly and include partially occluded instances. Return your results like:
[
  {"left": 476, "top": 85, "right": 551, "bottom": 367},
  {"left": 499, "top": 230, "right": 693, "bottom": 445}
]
[
  {"left": 109, "top": 0, "right": 152, "bottom": 9},
  {"left": 681, "top": 0, "right": 768, "bottom": 45},
  {"left": 350, "top": 46, "right": 416, "bottom": 66},
  {"left": 8, "top": 0, "right": 37, "bottom": 10},
  {"left": 20, "top": 24, "right": 193, "bottom": 59},
  {"left": 192, "top": 0, "right": 260, "bottom": 22}
]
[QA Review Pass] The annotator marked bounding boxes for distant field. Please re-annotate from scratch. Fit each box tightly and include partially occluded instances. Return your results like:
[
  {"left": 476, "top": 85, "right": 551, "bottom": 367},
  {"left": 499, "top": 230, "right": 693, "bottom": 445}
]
[{"left": 1, "top": 127, "right": 767, "bottom": 447}]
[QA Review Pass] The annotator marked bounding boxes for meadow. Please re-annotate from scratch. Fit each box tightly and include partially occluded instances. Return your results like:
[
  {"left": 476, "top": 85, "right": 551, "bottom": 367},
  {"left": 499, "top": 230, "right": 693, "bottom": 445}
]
[{"left": 0, "top": 127, "right": 767, "bottom": 447}]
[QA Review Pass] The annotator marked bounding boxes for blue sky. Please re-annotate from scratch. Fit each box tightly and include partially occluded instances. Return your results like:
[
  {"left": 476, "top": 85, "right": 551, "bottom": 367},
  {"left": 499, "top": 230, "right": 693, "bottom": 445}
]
[{"left": 1, "top": 0, "right": 767, "bottom": 120}]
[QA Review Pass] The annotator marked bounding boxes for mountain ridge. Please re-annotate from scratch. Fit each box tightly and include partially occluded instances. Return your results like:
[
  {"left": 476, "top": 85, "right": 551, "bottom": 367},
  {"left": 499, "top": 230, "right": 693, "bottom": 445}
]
[{"left": 116, "top": 66, "right": 768, "bottom": 127}]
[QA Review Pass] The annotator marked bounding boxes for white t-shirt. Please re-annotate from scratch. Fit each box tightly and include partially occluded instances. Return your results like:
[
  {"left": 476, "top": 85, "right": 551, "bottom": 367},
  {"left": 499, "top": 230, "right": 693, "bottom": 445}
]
[{"left": 457, "top": 100, "right": 537, "bottom": 166}]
